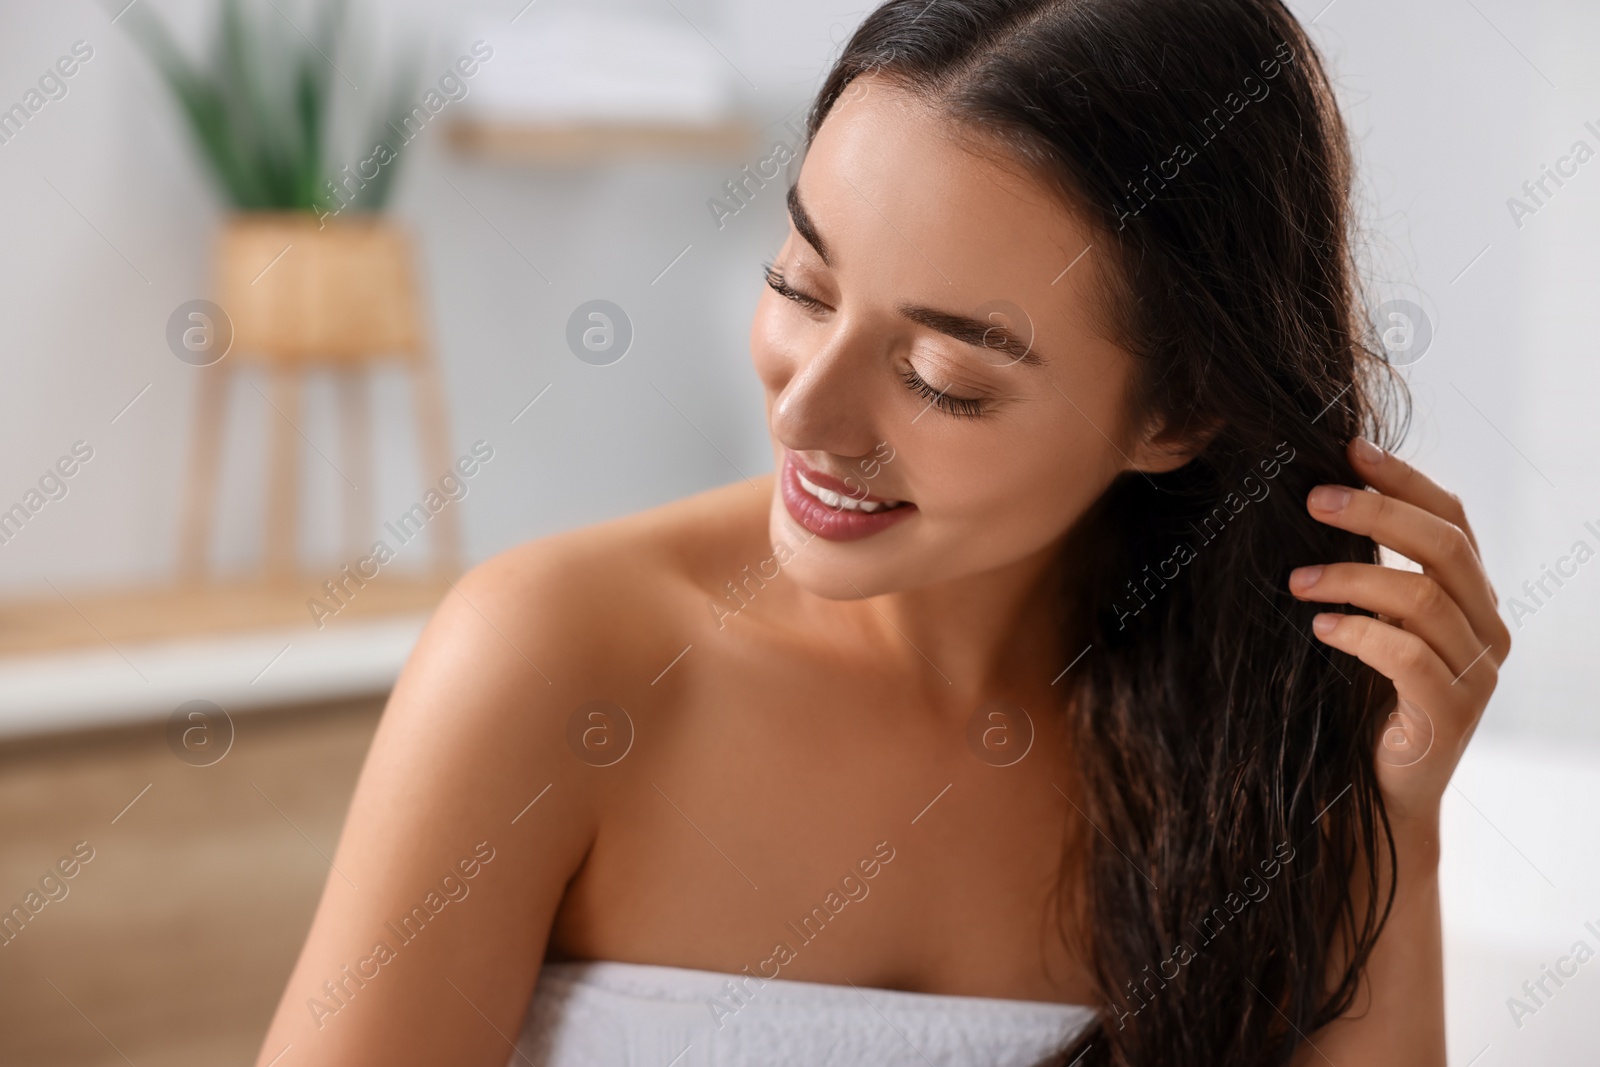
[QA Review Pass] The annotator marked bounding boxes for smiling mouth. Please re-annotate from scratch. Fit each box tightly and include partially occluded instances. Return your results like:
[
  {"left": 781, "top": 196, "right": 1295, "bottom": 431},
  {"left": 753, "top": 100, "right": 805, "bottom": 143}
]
[
  {"left": 780, "top": 451, "right": 916, "bottom": 542},
  {"left": 793, "top": 470, "right": 907, "bottom": 513}
]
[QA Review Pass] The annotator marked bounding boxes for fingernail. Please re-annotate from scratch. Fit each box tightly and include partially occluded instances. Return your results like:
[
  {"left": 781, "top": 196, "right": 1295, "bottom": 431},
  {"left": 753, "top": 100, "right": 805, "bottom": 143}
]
[
  {"left": 1351, "top": 436, "right": 1384, "bottom": 465},
  {"left": 1312, "top": 613, "right": 1339, "bottom": 636},
  {"left": 1308, "top": 485, "right": 1351, "bottom": 512},
  {"left": 1289, "top": 565, "right": 1323, "bottom": 591}
]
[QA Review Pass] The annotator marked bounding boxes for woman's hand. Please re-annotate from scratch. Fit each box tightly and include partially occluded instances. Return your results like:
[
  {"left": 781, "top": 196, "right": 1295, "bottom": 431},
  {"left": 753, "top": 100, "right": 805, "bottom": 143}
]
[
  {"left": 1284, "top": 436, "right": 1507, "bottom": 1067},
  {"left": 1287, "top": 436, "right": 1511, "bottom": 827}
]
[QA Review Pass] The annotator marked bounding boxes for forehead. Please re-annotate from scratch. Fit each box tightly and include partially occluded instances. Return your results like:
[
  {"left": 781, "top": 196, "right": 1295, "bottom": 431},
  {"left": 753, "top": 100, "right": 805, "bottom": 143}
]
[{"left": 798, "top": 75, "right": 1102, "bottom": 321}]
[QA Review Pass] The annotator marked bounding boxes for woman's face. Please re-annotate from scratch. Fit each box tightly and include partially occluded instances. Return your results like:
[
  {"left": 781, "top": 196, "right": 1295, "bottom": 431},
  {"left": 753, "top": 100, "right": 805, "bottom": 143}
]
[{"left": 752, "top": 75, "right": 1184, "bottom": 600}]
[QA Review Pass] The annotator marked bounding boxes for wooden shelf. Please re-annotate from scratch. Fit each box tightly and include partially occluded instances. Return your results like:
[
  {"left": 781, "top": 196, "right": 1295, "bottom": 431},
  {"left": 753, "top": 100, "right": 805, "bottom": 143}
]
[
  {"left": 0, "top": 575, "right": 450, "bottom": 659},
  {"left": 445, "top": 117, "right": 762, "bottom": 164}
]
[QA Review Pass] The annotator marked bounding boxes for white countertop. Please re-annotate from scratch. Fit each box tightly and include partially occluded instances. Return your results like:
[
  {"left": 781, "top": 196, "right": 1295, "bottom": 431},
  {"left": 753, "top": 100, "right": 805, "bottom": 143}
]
[{"left": 0, "top": 614, "right": 426, "bottom": 739}]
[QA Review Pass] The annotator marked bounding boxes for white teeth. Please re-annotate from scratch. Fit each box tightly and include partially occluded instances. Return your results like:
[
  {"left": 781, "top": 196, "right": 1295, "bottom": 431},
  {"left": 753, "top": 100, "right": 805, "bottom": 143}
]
[{"left": 797, "top": 471, "right": 902, "bottom": 513}]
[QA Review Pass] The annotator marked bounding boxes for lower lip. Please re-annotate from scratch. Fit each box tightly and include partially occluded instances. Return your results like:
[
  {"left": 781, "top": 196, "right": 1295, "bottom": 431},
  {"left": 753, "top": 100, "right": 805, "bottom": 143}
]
[{"left": 780, "top": 452, "right": 916, "bottom": 542}]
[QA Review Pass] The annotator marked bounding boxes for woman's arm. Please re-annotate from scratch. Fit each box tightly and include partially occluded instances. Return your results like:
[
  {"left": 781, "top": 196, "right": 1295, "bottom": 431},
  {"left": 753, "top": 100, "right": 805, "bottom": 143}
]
[
  {"left": 1293, "top": 821, "right": 1445, "bottom": 1065},
  {"left": 1286, "top": 437, "right": 1511, "bottom": 1066},
  {"left": 253, "top": 546, "right": 604, "bottom": 1067}
]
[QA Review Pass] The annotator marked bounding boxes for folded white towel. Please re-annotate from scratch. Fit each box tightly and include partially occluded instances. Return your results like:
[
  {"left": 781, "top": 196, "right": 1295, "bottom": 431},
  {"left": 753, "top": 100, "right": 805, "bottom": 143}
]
[{"left": 508, "top": 959, "right": 1096, "bottom": 1067}]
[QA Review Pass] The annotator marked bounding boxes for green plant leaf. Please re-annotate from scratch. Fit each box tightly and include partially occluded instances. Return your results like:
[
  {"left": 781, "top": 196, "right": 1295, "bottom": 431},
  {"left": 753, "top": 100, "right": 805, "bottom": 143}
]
[{"left": 124, "top": 0, "right": 419, "bottom": 215}]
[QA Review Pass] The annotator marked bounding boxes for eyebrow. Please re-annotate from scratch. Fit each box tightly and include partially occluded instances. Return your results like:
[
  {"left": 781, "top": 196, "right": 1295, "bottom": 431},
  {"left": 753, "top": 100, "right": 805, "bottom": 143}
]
[
  {"left": 786, "top": 183, "right": 831, "bottom": 267},
  {"left": 786, "top": 183, "right": 1047, "bottom": 368},
  {"left": 894, "top": 304, "right": 1047, "bottom": 367}
]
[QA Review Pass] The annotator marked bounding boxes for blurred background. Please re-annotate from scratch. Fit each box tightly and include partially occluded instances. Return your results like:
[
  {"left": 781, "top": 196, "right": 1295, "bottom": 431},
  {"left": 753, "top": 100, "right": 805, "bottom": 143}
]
[{"left": 0, "top": 0, "right": 1596, "bottom": 1063}]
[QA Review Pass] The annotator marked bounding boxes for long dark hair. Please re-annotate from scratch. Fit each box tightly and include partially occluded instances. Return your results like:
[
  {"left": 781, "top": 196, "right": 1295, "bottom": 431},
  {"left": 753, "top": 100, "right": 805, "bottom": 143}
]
[{"left": 805, "top": 2, "right": 1409, "bottom": 1064}]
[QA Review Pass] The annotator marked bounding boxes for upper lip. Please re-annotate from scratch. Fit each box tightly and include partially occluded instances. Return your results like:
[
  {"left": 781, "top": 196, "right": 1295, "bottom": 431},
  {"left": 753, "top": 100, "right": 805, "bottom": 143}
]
[{"left": 789, "top": 452, "right": 904, "bottom": 504}]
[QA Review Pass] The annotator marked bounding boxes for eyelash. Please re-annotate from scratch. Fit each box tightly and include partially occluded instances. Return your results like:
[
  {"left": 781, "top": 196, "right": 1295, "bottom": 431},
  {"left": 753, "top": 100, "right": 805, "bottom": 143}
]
[
  {"left": 761, "top": 262, "right": 988, "bottom": 419},
  {"left": 900, "top": 367, "right": 985, "bottom": 419},
  {"left": 762, "top": 262, "right": 826, "bottom": 312}
]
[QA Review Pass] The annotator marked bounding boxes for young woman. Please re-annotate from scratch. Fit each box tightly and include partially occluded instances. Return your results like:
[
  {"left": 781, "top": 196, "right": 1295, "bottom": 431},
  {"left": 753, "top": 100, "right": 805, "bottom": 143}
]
[{"left": 255, "top": 1, "right": 1509, "bottom": 1064}]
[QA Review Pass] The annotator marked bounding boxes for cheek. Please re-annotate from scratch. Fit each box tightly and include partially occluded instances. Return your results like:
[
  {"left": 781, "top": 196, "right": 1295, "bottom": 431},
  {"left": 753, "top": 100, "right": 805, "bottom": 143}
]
[{"left": 919, "top": 411, "right": 1116, "bottom": 543}]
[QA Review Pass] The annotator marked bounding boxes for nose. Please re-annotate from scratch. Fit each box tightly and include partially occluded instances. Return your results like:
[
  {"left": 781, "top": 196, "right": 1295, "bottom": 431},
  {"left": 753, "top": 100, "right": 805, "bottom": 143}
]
[{"left": 768, "top": 312, "right": 886, "bottom": 461}]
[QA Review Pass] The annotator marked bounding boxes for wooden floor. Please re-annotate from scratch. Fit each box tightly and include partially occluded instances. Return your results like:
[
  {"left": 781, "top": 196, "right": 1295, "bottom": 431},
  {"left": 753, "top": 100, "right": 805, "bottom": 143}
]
[
  {"left": 0, "top": 695, "right": 384, "bottom": 1067},
  {"left": 0, "top": 575, "right": 451, "bottom": 658}
]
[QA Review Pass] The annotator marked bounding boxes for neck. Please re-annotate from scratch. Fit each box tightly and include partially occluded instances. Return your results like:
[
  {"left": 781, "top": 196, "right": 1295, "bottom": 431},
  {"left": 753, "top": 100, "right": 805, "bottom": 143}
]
[{"left": 799, "top": 538, "right": 1072, "bottom": 706}]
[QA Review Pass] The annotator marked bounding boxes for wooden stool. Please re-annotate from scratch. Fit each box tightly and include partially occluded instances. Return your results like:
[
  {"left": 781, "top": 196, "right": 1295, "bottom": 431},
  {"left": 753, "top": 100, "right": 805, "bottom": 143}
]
[{"left": 178, "top": 213, "right": 462, "bottom": 582}]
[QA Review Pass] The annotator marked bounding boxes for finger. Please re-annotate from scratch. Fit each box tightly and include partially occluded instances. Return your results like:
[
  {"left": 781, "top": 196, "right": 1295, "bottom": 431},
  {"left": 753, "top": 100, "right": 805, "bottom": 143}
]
[
  {"left": 1289, "top": 562, "right": 1484, "bottom": 678},
  {"left": 1310, "top": 612, "right": 1484, "bottom": 714},
  {"left": 1348, "top": 437, "right": 1480, "bottom": 558},
  {"left": 1306, "top": 485, "right": 1510, "bottom": 669}
]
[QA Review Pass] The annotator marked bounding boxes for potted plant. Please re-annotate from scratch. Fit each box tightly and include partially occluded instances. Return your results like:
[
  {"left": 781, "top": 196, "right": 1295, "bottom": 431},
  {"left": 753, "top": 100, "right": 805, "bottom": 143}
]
[
  {"left": 127, "top": 0, "right": 462, "bottom": 583},
  {"left": 127, "top": 0, "right": 424, "bottom": 361}
]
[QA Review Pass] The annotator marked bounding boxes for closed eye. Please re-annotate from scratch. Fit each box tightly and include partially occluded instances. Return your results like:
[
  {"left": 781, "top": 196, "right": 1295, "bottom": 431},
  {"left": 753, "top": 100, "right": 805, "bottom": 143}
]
[
  {"left": 762, "top": 262, "right": 988, "bottom": 419},
  {"left": 763, "top": 263, "right": 827, "bottom": 312},
  {"left": 901, "top": 367, "right": 985, "bottom": 419}
]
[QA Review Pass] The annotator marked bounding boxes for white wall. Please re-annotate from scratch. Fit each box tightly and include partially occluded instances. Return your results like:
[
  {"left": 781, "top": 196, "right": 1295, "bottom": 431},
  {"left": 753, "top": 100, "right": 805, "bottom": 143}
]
[{"left": 1321, "top": 0, "right": 1600, "bottom": 746}]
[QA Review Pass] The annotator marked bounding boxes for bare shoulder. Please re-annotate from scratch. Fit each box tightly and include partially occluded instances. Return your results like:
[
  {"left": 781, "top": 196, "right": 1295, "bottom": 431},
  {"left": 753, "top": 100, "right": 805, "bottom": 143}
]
[
  {"left": 253, "top": 475, "right": 772, "bottom": 1066},
  {"left": 376, "top": 475, "right": 773, "bottom": 819},
  {"left": 441, "top": 473, "right": 776, "bottom": 673}
]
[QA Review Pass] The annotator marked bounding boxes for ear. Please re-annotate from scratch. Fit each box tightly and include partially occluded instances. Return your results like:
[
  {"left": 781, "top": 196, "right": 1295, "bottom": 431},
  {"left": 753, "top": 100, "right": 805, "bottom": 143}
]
[{"left": 1126, "top": 412, "right": 1221, "bottom": 475}]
